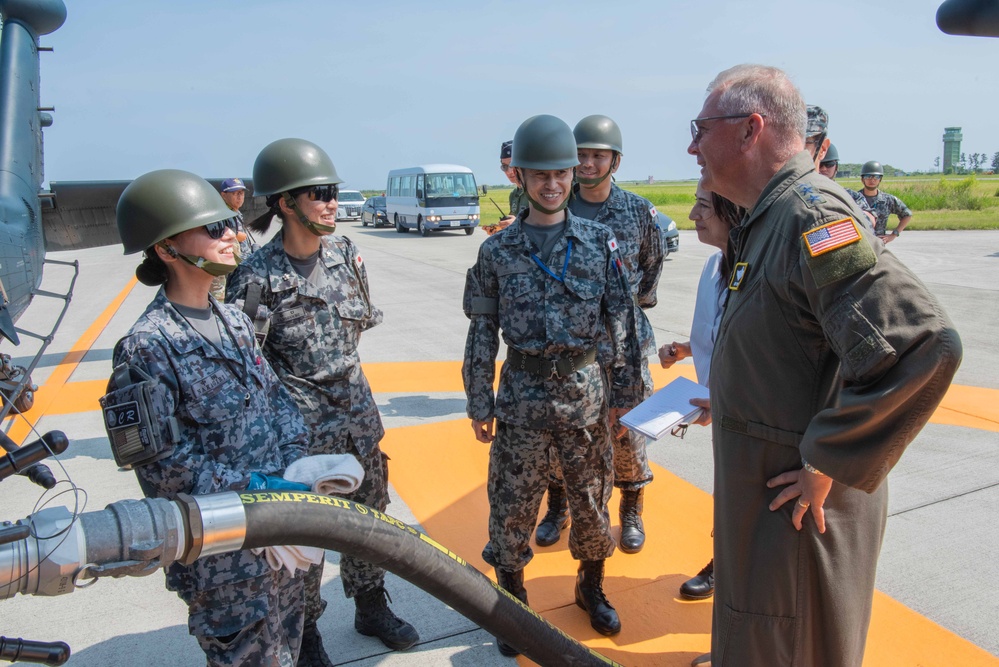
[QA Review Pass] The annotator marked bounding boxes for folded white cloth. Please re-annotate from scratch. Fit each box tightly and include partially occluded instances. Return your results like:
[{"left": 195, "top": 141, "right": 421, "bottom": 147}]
[
  {"left": 252, "top": 545, "right": 324, "bottom": 575},
  {"left": 284, "top": 454, "right": 365, "bottom": 496}
]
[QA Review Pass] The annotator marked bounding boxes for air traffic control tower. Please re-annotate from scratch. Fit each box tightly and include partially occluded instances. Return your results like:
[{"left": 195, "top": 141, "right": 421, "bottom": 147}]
[{"left": 943, "top": 127, "right": 962, "bottom": 173}]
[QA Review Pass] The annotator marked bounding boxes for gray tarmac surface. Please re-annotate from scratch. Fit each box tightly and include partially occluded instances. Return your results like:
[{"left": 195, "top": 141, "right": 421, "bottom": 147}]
[{"left": 2, "top": 227, "right": 997, "bottom": 665}]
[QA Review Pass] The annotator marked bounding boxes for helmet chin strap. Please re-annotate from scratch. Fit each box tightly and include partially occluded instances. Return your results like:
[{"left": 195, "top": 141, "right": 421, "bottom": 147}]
[
  {"left": 575, "top": 153, "right": 618, "bottom": 187},
  {"left": 161, "top": 241, "right": 240, "bottom": 277},
  {"left": 282, "top": 192, "right": 336, "bottom": 236},
  {"left": 517, "top": 168, "right": 570, "bottom": 215}
]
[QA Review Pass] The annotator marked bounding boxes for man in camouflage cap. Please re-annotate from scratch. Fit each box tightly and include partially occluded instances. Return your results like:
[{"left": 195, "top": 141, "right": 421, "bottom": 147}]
[
  {"left": 463, "top": 114, "right": 642, "bottom": 653},
  {"left": 480, "top": 141, "right": 519, "bottom": 236},
  {"left": 807, "top": 106, "right": 875, "bottom": 229}
]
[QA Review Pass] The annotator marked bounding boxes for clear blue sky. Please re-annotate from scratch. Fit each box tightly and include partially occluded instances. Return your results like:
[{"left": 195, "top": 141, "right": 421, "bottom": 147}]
[{"left": 38, "top": 0, "right": 999, "bottom": 189}]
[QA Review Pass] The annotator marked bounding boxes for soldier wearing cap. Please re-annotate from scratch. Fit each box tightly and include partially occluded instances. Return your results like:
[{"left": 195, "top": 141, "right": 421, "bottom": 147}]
[
  {"left": 208, "top": 178, "right": 255, "bottom": 301},
  {"left": 462, "top": 114, "right": 642, "bottom": 653},
  {"left": 501, "top": 139, "right": 530, "bottom": 219},
  {"left": 806, "top": 107, "right": 876, "bottom": 230},
  {"left": 849, "top": 160, "right": 914, "bottom": 242},
  {"left": 687, "top": 64, "right": 961, "bottom": 666},
  {"left": 531, "top": 115, "right": 664, "bottom": 555},
  {"left": 480, "top": 141, "right": 519, "bottom": 236}
]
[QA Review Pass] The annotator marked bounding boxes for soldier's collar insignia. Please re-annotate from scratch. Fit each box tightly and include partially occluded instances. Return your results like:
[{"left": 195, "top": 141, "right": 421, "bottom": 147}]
[
  {"left": 728, "top": 262, "right": 749, "bottom": 291},
  {"left": 803, "top": 218, "right": 861, "bottom": 257}
]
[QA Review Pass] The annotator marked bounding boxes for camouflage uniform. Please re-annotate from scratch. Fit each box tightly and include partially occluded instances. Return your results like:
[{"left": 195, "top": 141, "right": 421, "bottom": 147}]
[
  {"left": 109, "top": 289, "right": 308, "bottom": 667},
  {"left": 227, "top": 231, "right": 388, "bottom": 619},
  {"left": 568, "top": 182, "right": 664, "bottom": 489},
  {"left": 462, "top": 211, "right": 642, "bottom": 570},
  {"left": 509, "top": 187, "right": 529, "bottom": 217},
  {"left": 847, "top": 189, "right": 912, "bottom": 236}
]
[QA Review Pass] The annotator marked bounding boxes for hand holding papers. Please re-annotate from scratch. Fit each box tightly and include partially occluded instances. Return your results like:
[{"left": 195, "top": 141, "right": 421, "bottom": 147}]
[{"left": 620, "top": 376, "right": 710, "bottom": 441}]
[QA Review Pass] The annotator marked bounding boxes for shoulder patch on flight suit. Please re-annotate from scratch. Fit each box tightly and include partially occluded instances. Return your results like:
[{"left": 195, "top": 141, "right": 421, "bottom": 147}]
[
  {"left": 802, "top": 218, "right": 877, "bottom": 288},
  {"left": 793, "top": 182, "right": 826, "bottom": 208}
]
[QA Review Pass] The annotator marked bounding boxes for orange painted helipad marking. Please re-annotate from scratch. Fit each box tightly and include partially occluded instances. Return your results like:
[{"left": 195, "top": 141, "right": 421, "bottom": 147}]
[
  {"left": 1, "top": 277, "right": 138, "bottom": 448},
  {"left": 379, "top": 359, "right": 999, "bottom": 666}
]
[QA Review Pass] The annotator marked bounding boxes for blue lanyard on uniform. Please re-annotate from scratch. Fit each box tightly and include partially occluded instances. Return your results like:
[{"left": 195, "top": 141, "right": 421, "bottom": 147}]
[{"left": 530, "top": 239, "right": 572, "bottom": 282}]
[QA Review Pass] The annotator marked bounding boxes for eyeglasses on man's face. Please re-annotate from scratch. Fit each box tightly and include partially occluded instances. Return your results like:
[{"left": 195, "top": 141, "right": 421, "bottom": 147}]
[{"left": 689, "top": 113, "right": 766, "bottom": 143}]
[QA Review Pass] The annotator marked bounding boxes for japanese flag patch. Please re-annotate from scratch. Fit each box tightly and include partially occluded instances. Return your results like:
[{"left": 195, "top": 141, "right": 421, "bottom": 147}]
[
  {"left": 607, "top": 237, "right": 619, "bottom": 253},
  {"left": 355, "top": 254, "right": 363, "bottom": 267},
  {"left": 803, "top": 218, "right": 861, "bottom": 257},
  {"left": 649, "top": 205, "right": 658, "bottom": 218}
]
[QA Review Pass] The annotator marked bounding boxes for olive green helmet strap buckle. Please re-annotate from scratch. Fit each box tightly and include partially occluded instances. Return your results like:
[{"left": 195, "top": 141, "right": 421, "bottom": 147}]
[
  {"left": 161, "top": 241, "right": 240, "bottom": 278},
  {"left": 282, "top": 192, "right": 336, "bottom": 236},
  {"left": 575, "top": 154, "right": 618, "bottom": 187}
]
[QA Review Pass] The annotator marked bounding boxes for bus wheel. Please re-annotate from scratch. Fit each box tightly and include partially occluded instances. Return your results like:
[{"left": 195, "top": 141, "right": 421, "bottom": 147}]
[
  {"left": 418, "top": 218, "right": 430, "bottom": 237},
  {"left": 395, "top": 215, "right": 408, "bottom": 234}
]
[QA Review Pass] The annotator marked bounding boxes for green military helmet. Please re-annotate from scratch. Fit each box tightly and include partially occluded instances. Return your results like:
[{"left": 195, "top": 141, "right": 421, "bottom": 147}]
[
  {"left": 573, "top": 114, "right": 623, "bottom": 154},
  {"left": 861, "top": 160, "right": 884, "bottom": 177},
  {"left": 510, "top": 115, "right": 579, "bottom": 170},
  {"left": 821, "top": 143, "right": 840, "bottom": 165},
  {"left": 252, "top": 138, "right": 343, "bottom": 197},
  {"left": 116, "top": 169, "right": 235, "bottom": 255}
]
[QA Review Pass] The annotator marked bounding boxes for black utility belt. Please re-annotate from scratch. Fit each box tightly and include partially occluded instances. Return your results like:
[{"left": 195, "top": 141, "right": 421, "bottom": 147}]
[{"left": 507, "top": 347, "right": 597, "bottom": 379}]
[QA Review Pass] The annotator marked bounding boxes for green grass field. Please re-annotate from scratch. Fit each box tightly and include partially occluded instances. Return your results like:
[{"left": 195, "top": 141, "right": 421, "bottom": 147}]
[{"left": 475, "top": 176, "right": 999, "bottom": 230}]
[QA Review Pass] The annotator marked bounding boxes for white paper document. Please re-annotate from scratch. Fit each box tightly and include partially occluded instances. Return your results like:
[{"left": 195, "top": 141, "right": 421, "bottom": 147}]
[{"left": 620, "top": 376, "right": 710, "bottom": 441}]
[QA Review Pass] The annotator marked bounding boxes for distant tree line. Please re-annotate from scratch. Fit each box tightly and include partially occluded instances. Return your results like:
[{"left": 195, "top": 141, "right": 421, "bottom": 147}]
[{"left": 937, "top": 151, "right": 999, "bottom": 175}]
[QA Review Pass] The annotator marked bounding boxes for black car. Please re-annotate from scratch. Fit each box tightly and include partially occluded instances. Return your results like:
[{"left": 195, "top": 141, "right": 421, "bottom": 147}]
[
  {"left": 661, "top": 214, "right": 679, "bottom": 255},
  {"left": 360, "top": 196, "right": 389, "bottom": 228}
]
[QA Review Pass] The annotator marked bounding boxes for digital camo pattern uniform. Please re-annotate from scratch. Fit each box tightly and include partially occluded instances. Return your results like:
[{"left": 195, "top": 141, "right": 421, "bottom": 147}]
[
  {"left": 462, "top": 211, "right": 643, "bottom": 570},
  {"left": 568, "top": 182, "right": 664, "bottom": 489},
  {"left": 109, "top": 290, "right": 308, "bottom": 667},
  {"left": 709, "top": 151, "right": 961, "bottom": 666},
  {"left": 227, "top": 231, "right": 388, "bottom": 616},
  {"left": 848, "top": 189, "right": 912, "bottom": 236},
  {"left": 509, "top": 186, "right": 529, "bottom": 217}
]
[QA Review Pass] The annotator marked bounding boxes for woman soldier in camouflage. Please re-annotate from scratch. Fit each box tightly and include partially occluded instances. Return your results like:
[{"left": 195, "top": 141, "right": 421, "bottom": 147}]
[
  {"left": 227, "top": 139, "right": 418, "bottom": 667},
  {"left": 107, "top": 169, "right": 311, "bottom": 666}
]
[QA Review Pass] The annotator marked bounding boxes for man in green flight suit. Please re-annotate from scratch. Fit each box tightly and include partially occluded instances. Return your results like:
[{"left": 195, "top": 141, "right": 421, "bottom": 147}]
[{"left": 687, "top": 64, "right": 962, "bottom": 667}]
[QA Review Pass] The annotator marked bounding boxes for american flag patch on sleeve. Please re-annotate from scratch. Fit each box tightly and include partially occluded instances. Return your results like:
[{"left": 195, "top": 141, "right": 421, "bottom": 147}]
[{"left": 802, "top": 218, "right": 861, "bottom": 257}]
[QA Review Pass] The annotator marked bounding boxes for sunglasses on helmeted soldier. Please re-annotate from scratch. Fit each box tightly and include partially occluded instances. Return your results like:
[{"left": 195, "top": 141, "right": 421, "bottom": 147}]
[
  {"left": 289, "top": 184, "right": 339, "bottom": 203},
  {"left": 202, "top": 217, "right": 240, "bottom": 240}
]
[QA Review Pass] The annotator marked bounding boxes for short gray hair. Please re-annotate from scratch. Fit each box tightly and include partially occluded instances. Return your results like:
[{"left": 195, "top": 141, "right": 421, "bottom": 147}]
[{"left": 707, "top": 65, "right": 806, "bottom": 147}]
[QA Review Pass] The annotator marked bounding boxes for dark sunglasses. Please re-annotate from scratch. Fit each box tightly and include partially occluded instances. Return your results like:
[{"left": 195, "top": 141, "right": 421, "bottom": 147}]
[
  {"left": 862, "top": 174, "right": 883, "bottom": 180},
  {"left": 203, "top": 217, "right": 239, "bottom": 240},
  {"left": 291, "top": 184, "right": 339, "bottom": 202}
]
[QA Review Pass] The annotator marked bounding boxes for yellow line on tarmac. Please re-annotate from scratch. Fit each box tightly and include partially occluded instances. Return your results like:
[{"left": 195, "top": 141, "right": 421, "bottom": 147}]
[{"left": 1, "top": 277, "right": 138, "bottom": 448}]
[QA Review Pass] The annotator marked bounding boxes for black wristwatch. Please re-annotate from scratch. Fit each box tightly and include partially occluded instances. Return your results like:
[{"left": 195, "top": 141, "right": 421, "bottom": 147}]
[{"left": 891, "top": 229, "right": 900, "bottom": 236}]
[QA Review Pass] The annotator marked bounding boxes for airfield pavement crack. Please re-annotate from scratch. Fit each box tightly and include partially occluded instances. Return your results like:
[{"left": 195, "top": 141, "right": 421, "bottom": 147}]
[{"left": 888, "top": 479, "right": 999, "bottom": 518}]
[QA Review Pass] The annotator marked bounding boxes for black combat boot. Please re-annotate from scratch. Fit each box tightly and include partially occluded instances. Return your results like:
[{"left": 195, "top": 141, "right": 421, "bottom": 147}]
[
  {"left": 574, "top": 559, "right": 621, "bottom": 635},
  {"left": 354, "top": 586, "right": 420, "bottom": 650},
  {"left": 495, "top": 567, "right": 529, "bottom": 657},
  {"left": 535, "top": 482, "right": 570, "bottom": 547},
  {"left": 618, "top": 488, "right": 645, "bottom": 554},
  {"left": 679, "top": 558, "right": 715, "bottom": 600},
  {"left": 297, "top": 621, "right": 334, "bottom": 667}
]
